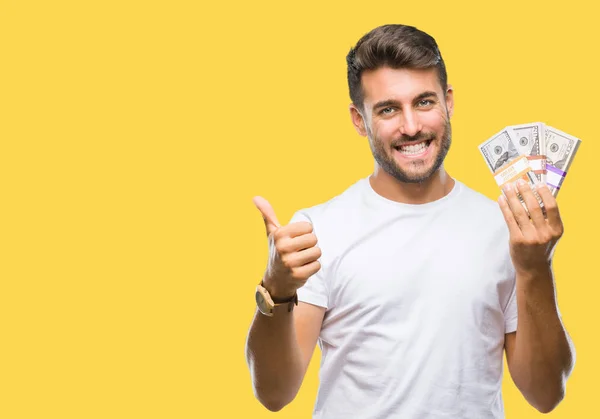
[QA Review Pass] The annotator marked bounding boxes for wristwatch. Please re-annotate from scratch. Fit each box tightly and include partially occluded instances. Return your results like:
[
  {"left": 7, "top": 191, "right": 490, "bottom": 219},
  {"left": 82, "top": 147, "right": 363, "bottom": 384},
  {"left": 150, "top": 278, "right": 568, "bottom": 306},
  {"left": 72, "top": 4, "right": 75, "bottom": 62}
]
[{"left": 255, "top": 281, "right": 298, "bottom": 317}]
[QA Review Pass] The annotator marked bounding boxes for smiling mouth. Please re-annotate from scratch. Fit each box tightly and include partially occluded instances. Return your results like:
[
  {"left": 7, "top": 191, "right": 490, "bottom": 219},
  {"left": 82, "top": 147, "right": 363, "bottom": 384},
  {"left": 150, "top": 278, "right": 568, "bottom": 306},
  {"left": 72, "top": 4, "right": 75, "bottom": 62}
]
[{"left": 394, "top": 139, "right": 433, "bottom": 156}]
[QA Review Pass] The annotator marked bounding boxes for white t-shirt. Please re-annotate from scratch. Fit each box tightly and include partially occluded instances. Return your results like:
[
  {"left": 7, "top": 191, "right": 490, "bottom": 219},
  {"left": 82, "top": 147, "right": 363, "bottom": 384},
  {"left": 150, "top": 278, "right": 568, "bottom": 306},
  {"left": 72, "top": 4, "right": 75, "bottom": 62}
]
[{"left": 289, "top": 176, "right": 518, "bottom": 419}]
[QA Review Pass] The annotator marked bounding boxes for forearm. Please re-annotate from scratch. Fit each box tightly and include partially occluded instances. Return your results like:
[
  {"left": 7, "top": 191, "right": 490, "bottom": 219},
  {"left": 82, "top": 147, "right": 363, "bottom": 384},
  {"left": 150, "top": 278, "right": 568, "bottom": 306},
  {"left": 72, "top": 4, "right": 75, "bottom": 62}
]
[
  {"left": 245, "top": 307, "right": 305, "bottom": 412},
  {"left": 513, "top": 265, "right": 575, "bottom": 409}
]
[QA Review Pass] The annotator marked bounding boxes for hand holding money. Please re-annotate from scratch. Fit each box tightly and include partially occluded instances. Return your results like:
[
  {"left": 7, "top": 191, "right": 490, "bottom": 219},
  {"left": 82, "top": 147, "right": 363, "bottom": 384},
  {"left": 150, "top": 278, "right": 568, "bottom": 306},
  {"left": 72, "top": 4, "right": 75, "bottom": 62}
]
[{"left": 498, "top": 180, "right": 563, "bottom": 275}]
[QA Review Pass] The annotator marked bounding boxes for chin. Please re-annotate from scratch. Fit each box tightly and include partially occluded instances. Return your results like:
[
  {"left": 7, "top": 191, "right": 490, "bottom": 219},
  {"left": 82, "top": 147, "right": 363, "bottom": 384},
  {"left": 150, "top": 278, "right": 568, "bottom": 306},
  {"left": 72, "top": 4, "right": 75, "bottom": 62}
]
[
  {"left": 390, "top": 156, "right": 442, "bottom": 184},
  {"left": 400, "top": 170, "right": 437, "bottom": 184}
]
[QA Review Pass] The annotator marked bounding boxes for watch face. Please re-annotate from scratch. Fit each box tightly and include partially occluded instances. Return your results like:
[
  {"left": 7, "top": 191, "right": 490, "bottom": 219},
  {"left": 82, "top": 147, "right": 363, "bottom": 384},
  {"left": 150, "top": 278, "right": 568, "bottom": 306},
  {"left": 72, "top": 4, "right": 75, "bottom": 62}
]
[
  {"left": 255, "top": 291, "right": 265, "bottom": 309},
  {"left": 255, "top": 289, "right": 272, "bottom": 315}
]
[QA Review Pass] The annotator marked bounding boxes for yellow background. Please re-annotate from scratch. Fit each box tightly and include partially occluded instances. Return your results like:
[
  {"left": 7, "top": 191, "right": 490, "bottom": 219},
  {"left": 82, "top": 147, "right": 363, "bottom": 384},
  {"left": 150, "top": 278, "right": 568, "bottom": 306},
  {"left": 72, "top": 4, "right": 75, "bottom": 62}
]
[{"left": 1, "top": 0, "right": 596, "bottom": 417}]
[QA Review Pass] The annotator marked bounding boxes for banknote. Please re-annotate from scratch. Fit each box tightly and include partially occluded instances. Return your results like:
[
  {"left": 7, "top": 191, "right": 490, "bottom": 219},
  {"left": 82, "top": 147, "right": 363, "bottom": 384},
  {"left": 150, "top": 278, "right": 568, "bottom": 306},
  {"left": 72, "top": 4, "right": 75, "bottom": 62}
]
[
  {"left": 508, "top": 122, "right": 546, "bottom": 183},
  {"left": 544, "top": 125, "right": 582, "bottom": 196},
  {"left": 479, "top": 127, "right": 544, "bottom": 210}
]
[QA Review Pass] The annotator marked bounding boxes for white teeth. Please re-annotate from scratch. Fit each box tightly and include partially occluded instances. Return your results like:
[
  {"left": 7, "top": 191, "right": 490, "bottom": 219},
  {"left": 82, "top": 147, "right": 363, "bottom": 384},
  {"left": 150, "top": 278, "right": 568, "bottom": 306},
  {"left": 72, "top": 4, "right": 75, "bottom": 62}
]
[{"left": 398, "top": 141, "right": 429, "bottom": 155}]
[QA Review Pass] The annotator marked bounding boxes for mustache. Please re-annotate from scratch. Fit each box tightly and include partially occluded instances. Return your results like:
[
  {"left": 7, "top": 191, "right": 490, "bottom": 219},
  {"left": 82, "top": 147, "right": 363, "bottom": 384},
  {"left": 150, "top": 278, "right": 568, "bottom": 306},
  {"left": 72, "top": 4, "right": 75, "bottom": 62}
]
[{"left": 392, "top": 132, "right": 436, "bottom": 148}]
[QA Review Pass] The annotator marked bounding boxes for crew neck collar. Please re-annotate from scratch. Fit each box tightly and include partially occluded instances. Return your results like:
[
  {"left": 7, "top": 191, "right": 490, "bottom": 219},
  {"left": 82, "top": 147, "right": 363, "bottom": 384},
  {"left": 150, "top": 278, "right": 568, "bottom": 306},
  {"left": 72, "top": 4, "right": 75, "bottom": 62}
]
[{"left": 362, "top": 175, "right": 461, "bottom": 211}]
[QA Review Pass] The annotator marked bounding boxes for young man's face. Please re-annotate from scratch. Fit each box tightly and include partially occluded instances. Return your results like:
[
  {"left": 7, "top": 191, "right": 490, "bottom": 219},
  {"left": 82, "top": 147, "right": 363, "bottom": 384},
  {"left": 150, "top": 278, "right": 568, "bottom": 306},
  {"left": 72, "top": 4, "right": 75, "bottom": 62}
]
[{"left": 351, "top": 67, "right": 454, "bottom": 183}]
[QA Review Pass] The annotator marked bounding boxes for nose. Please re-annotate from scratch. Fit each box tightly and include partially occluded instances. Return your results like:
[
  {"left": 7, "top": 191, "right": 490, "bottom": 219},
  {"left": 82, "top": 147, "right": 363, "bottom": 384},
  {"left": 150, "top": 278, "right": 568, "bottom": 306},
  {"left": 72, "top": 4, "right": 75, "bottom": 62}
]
[{"left": 399, "top": 110, "right": 422, "bottom": 138}]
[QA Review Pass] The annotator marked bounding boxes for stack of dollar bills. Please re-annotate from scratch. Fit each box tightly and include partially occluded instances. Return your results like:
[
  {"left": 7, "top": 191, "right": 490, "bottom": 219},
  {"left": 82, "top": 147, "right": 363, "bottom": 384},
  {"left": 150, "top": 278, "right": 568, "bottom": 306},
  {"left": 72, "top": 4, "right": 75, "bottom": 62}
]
[{"left": 478, "top": 122, "right": 581, "bottom": 198}]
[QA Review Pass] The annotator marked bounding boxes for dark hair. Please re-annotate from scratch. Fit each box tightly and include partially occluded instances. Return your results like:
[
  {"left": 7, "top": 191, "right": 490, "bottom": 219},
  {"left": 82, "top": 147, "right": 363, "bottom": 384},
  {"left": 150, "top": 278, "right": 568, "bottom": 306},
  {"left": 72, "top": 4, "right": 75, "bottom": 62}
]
[{"left": 346, "top": 24, "right": 448, "bottom": 111}]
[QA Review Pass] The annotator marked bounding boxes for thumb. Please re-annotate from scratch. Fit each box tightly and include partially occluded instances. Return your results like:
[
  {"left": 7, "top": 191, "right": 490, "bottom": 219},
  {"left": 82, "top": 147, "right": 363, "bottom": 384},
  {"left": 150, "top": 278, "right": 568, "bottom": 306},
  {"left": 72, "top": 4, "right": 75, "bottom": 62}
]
[{"left": 252, "top": 196, "right": 281, "bottom": 236}]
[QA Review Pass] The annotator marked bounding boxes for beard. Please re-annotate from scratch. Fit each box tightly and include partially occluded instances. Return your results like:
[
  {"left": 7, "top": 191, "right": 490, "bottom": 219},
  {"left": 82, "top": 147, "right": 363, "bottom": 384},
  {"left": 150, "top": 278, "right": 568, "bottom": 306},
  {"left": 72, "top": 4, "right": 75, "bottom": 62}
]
[{"left": 367, "top": 119, "right": 452, "bottom": 184}]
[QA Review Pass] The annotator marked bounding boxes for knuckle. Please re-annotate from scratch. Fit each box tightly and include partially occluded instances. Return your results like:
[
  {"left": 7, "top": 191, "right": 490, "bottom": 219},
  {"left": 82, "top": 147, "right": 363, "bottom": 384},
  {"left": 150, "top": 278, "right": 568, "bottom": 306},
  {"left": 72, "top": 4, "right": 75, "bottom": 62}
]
[
  {"left": 314, "top": 246, "right": 322, "bottom": 259},
  {"left": 539, "top": 234, "right": 551, "bottom": 244},
  {"left": 301, "top": 221, "right": 314, "bottom": 232},
  {"left": 309, "top": 233, "right": 319, "bottom": 246},
  {"left": 314, "top": 260, "right": 322, "bottom": 272},
  {"left": 290, "top": 268, "right": 305, "bottom": 281},
  {"left": 274, "top": 240, "right": 286, "bottom": 254},
  {"left": 538, "top": 183, "right": 550, "bottom": 192},
  {"left": 295, "top": 279, "right": 308, "bottom": 288},
  {"left": 281, "top": 254, "right": 294, "bottom": 268},
  {"left": 273, "top": 228, "right": 285, "bottom": 241}
]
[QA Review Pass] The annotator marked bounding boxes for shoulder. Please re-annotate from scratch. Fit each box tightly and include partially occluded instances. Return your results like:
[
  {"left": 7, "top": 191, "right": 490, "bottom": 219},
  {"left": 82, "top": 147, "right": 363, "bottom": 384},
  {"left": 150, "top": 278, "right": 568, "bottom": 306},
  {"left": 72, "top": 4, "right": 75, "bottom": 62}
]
[
  {"left": 289, "top": 177, "right": 367, "bottom": 225},
  {"left": 288, "top": 177, "right": 369, "bottom": 260}
]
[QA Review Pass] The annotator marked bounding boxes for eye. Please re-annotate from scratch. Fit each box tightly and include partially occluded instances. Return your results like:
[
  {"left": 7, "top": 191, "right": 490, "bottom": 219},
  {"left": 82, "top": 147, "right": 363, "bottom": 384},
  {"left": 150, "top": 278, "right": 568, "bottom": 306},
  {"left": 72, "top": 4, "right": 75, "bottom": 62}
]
[
  {"left": 380, "top": 107, "right": 395, "bottom": 115},
  {"left": 417, "top": 99, "right": 434, "bottom": 107}
]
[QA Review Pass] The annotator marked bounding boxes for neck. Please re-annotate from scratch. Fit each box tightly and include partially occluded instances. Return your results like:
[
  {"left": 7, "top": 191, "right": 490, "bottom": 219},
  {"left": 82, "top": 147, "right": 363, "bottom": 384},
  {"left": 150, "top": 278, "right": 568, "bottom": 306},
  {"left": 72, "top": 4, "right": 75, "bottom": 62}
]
[{"left": 369, "top": 165, "right": 455, "bottom": 205}]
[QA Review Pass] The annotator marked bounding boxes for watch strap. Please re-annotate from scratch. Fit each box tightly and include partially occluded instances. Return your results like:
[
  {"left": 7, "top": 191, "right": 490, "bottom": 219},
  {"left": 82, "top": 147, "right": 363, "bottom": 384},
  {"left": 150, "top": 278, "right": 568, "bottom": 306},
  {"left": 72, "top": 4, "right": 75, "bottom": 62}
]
[{"left": 257, "top": 281, "right": 298, "bottom": 315}]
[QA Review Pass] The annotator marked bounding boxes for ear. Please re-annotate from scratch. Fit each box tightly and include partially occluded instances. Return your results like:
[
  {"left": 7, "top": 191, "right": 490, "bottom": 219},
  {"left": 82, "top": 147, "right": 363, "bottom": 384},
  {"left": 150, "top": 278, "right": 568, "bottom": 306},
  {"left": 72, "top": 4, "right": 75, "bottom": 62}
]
[
  {"left": 445, "top": 84, "right": 454, "bottom": 118},
  {"left": 349, "top": 104, "right": 368, "bottom": 137}
]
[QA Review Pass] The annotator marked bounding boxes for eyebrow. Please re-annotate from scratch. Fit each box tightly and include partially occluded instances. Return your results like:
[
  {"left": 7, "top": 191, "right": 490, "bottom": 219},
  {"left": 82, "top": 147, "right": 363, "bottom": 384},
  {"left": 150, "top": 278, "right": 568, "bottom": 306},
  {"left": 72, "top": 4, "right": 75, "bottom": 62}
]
[{"left": 372, "top": 91, "right": 439, "bottom": 111}]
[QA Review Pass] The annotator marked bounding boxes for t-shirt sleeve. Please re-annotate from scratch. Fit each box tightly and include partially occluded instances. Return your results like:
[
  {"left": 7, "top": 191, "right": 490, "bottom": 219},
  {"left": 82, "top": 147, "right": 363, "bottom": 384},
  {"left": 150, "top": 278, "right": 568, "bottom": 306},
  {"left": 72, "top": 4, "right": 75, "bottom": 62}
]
[
  {"left": 289, "top": 210, "right": 329, "bottom": 309},
  {"left": 503, "top": 257, "right": 518, "bottom": 334},
  {"left": 504, "top": 280, "right": 518, "bottom": 333}
]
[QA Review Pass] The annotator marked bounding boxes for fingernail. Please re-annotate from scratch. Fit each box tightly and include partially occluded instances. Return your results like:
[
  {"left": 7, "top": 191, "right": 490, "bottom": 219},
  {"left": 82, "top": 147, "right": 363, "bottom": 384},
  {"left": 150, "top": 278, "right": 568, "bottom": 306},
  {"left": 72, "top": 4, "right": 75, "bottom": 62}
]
[
  {"left": 503, "top": 183, "right": 511, "bottom": 192},
  {"left": 517, "top": 179, "right": 526, "bottom": 186}
]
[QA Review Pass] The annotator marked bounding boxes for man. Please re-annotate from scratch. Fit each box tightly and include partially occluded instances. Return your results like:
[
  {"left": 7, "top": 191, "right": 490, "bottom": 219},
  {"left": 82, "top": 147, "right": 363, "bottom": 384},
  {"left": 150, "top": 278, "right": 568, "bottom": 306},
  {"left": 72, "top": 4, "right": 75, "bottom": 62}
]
[{"left": 245, "top": 24, "right": 575, "bottom": 418}]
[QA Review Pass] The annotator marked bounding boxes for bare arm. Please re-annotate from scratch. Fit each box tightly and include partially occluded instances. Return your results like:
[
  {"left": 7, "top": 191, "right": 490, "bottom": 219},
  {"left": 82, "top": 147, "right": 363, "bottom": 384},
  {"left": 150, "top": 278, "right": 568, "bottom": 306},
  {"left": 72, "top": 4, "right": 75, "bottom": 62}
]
[
  {"left": 499, "top": 181, "right": 576, "bottom": 413},
  {"left": 504, "top": 267, "right": 575, "bottom": 413},
  {"left": 247, "top": 196, "right": 325, "bottom": 411},
  {"left": 246, "top": 302, "right": 325, "bottom": 412}
]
